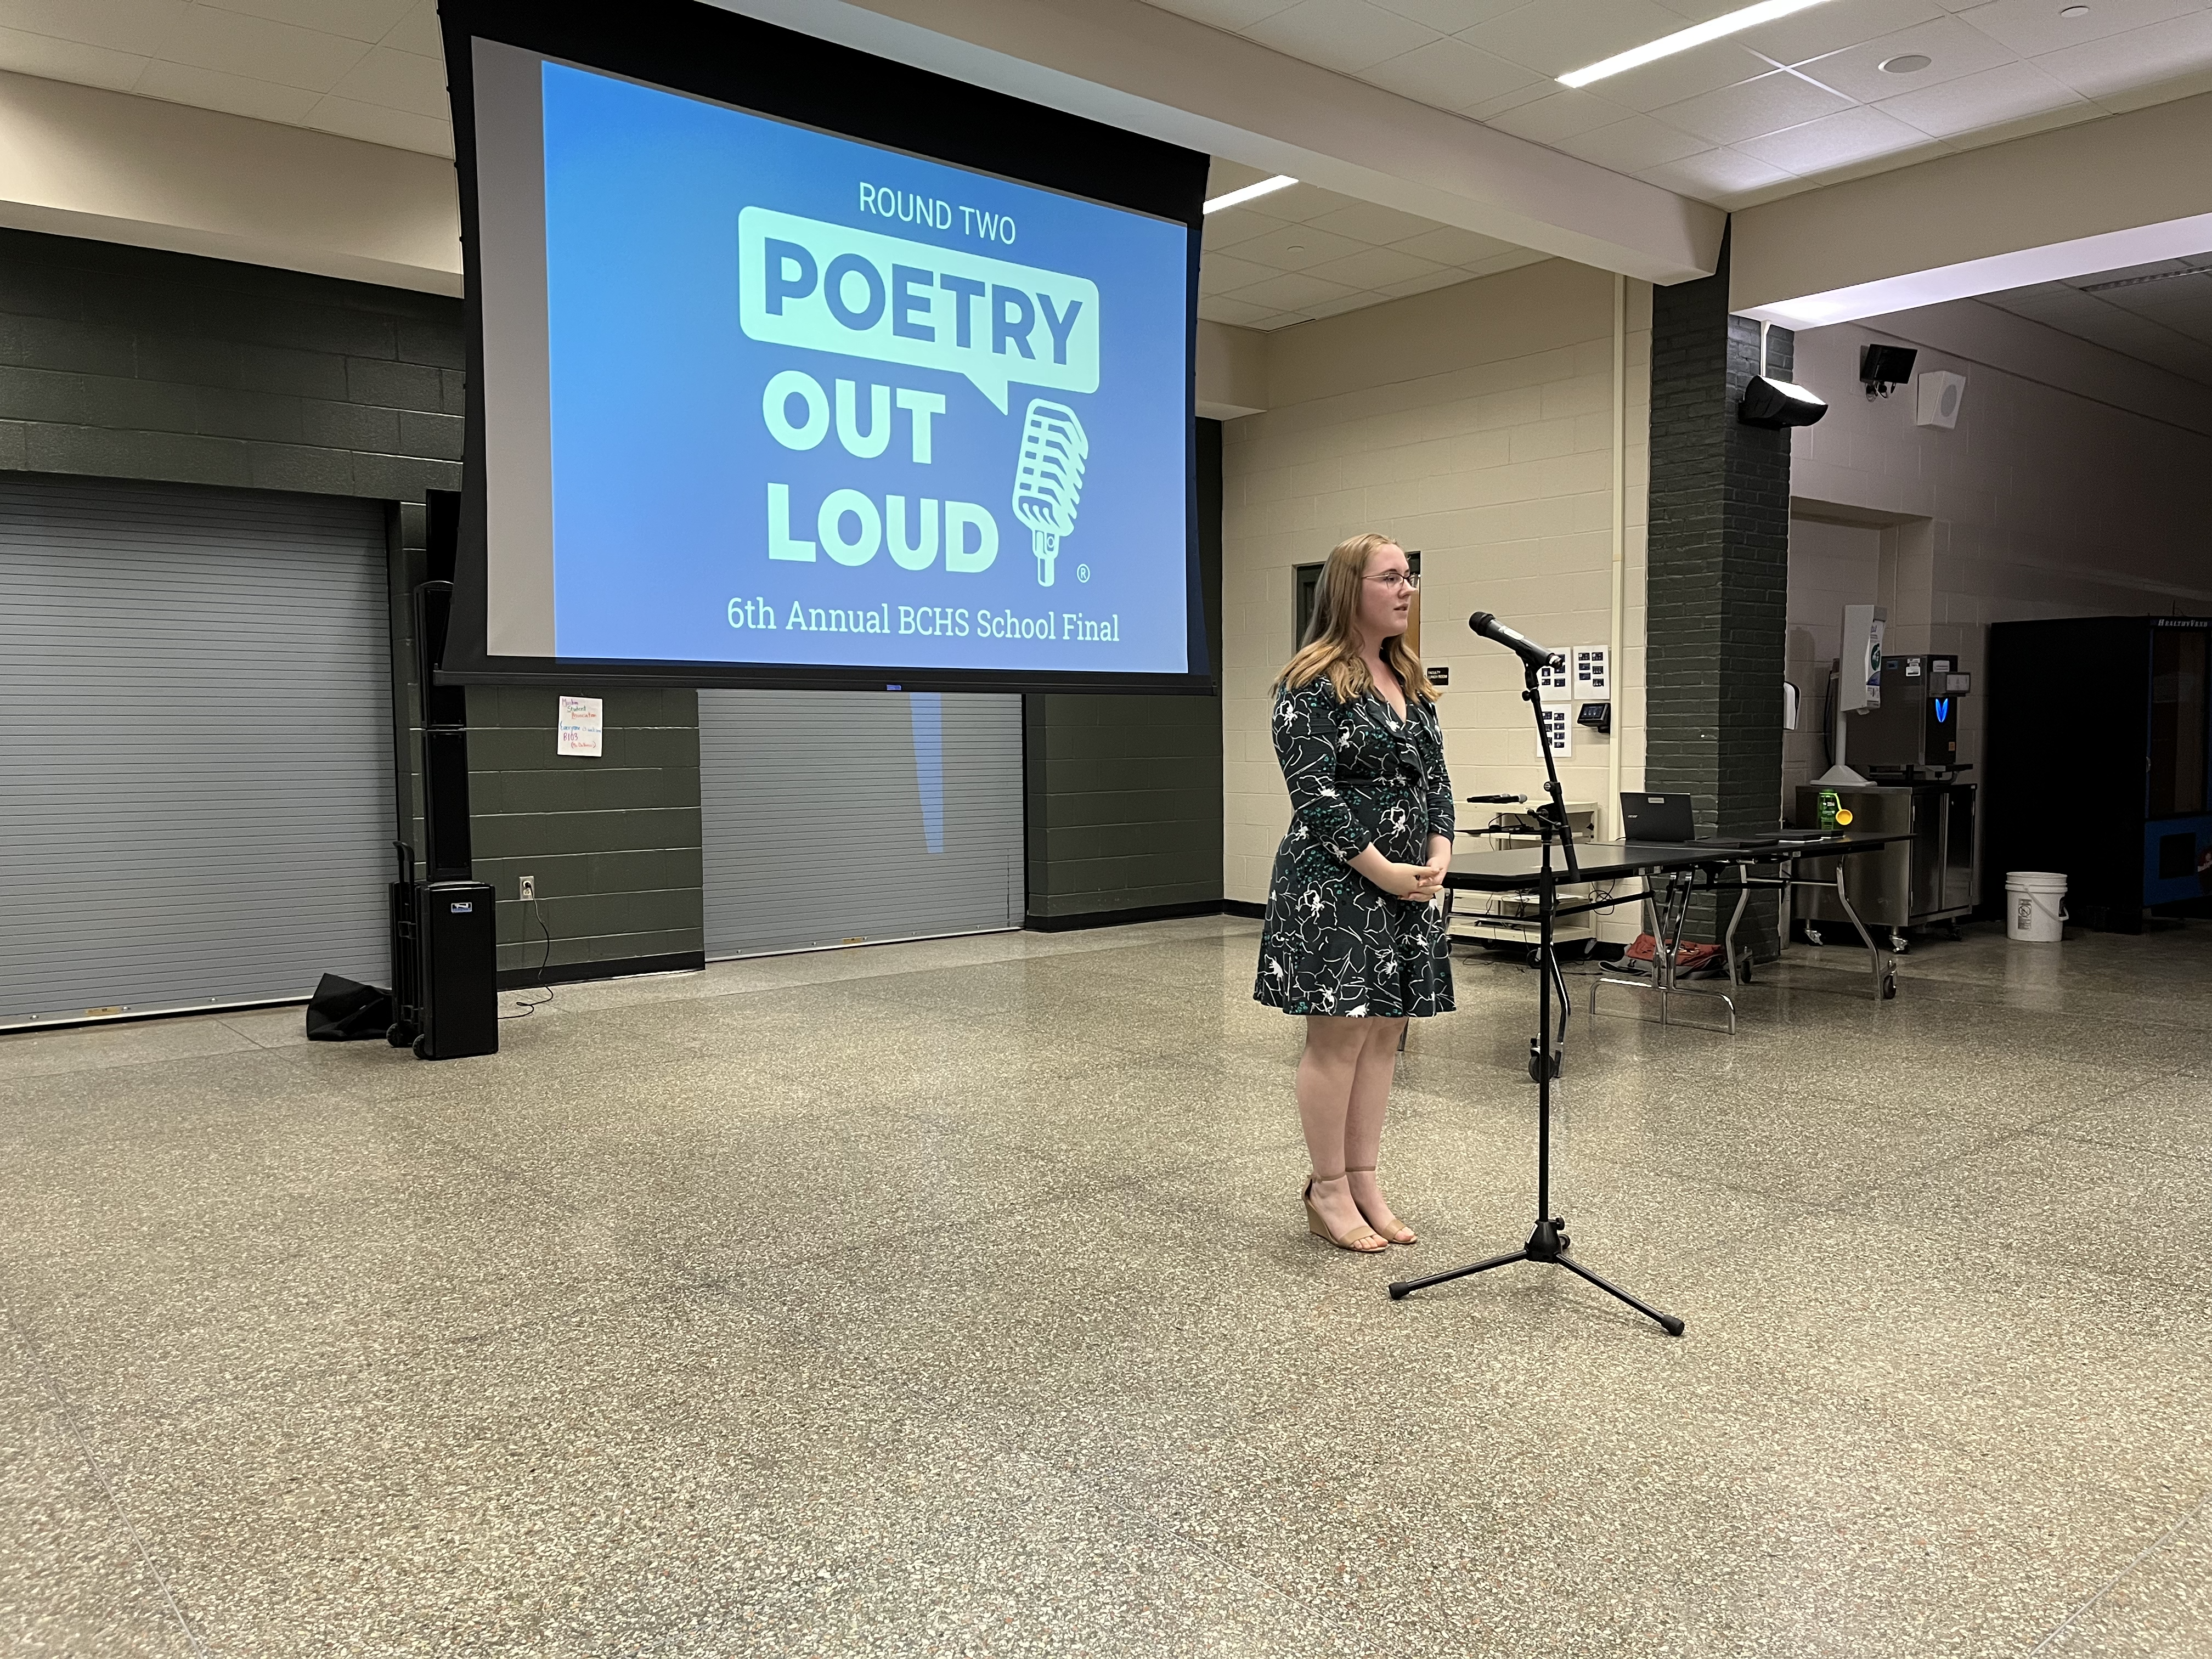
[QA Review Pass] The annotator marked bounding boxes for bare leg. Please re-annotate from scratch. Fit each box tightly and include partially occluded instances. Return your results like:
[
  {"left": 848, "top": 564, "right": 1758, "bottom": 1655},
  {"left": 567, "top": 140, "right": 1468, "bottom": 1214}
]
[
  {"left": 1346, "top": 1017, "right": 1415, "bottom": 1242},
  {"left": 1297, "top": 1016, "right": 1383, "bottom": 1248}
]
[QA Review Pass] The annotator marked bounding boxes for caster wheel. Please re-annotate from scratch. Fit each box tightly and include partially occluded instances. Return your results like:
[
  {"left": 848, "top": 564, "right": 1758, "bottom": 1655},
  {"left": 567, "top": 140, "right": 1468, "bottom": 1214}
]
[
  {"left": 1527, "top": 947, "right": 1543, "bottom": 968},
  {"left": 1945, "top": 921, "right": 1962, "bottom": 941},
  {"left": 411, "top": 1034, "right": 432, "bottom": 1059},
  {"left": 1803, "top": 927, "right": 1824, "bottom": 947},
  {"left": 1882, "top": 971, "right": 1898, "bottom": 1000},
  {"left": 385, "top": 1022, "right": 415, "bottom": 1048},
  {"left": 1890, "top": 933, "right": 1910, "bottom": 955}
]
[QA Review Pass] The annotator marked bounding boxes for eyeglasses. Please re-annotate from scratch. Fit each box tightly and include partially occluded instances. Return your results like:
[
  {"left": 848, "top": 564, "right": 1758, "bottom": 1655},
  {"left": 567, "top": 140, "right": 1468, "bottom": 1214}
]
[{"left": 1366, "top": 571, "right": 1420, "bottom": 592}]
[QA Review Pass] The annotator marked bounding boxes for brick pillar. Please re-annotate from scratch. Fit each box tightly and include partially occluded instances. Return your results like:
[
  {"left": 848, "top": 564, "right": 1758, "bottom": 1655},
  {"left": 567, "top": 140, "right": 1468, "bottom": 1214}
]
[{"left": 1646, "top": 230, "right": 1792, "bottom": 953}]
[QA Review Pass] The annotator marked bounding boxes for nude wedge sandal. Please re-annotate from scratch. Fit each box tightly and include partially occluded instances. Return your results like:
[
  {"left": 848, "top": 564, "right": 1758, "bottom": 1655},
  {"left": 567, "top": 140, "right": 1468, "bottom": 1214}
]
[
  {"left": 1304, "top": 1176, "right": 1388, "bottom": 1253},
  {"left": 1346, "top": 1166, "right": 1416, "bottom": 1245}
]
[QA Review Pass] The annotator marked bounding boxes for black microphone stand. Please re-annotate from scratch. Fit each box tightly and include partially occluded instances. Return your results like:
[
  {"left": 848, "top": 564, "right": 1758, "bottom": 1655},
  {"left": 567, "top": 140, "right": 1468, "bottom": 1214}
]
[{"left": 1389, "top": 661, "right": 1684, "bottom": 1337}]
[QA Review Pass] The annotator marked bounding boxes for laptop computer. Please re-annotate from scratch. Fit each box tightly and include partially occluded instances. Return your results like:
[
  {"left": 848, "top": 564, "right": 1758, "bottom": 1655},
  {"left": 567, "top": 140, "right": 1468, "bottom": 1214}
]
[{"left": 1619, "top": 792, "right": 1695, "bottom": 842}]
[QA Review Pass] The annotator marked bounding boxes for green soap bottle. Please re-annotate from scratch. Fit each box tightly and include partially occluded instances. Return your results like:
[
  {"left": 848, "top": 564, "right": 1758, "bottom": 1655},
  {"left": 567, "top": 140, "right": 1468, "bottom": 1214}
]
[{"left": 1818, "top": 789, "right": 1841, "bottom": 831}]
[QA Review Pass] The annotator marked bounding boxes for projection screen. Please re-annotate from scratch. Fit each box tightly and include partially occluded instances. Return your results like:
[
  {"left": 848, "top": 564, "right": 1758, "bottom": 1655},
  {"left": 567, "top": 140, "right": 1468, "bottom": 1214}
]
[{"left": 438, "top": 0, "right": 1212, "bottom": 693}]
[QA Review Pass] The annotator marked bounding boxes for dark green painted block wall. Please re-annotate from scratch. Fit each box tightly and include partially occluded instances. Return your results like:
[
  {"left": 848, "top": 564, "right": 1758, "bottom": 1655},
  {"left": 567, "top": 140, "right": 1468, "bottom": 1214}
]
[
  {"left": 0, "top": 227, "right": 704, "bottom": 980},
  {"left": 0, "top": 224, "right": 1230, "bottom": 968},
  {"left": 1646, "top": 230, "right": 1793, "bottom": 952},
  {"left": 1023, "top": 420, "right": 1226, "bottom": 923},
  {"left": 464, "top": 687, "right": 704, "bottom": 979}
]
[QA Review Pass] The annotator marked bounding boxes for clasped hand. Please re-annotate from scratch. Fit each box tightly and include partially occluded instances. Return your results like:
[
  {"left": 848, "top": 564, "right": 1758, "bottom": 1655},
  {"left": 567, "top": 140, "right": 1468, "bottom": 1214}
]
[{"left": 1387, "top": 857, "right": 1447, "bottom": 904}]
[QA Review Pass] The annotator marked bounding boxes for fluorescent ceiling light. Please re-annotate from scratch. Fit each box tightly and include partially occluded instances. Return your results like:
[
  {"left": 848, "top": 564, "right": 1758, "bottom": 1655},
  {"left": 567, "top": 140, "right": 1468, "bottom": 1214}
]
[
  {"left": 1204, "top": 175, "right": 1297, "bottom": 213},
  {"left": 1558, "top": 0, "right": 1841, "bottom": 88}
]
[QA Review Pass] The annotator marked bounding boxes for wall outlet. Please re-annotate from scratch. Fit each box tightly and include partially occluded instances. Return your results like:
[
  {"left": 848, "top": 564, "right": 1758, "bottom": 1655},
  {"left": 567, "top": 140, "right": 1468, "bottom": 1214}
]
[{"left": 518, "top": 874, "right": 536, "bottom": 901}]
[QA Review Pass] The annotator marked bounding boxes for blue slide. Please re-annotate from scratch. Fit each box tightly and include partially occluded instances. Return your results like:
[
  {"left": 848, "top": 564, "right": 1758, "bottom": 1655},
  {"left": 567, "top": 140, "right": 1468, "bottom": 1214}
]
[{"left": 539, "top": 61, "right": 1193, "bottom": 674}]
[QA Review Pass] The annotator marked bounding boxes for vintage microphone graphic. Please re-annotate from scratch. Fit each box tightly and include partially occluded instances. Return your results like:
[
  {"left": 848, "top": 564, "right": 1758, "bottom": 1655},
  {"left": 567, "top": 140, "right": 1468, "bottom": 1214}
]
[{"left": 1012, "top": 400, "right": 1088, "bottom": 586}]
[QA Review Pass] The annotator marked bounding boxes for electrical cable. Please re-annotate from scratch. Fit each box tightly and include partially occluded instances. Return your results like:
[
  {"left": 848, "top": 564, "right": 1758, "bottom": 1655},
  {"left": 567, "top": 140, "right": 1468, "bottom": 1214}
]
[{"left": 499, "top": 894, "right": 556, "bottom": 1020}]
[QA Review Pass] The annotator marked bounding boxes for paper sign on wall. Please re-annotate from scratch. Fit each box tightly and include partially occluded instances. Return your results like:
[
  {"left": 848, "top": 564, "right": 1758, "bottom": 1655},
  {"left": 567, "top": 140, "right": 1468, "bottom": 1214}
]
[
  {"left": 1538, "top": 706, "right": 1572, "bottom": 759},
  {"left": 1536, "top": 657, "right": 1570, "bottom": 694},
  {"left": 557, "top": 695, "right": 604, "bottom": 757},
  {"left": 1574, "top": 646, "right": 1610, "bottom": 695}
]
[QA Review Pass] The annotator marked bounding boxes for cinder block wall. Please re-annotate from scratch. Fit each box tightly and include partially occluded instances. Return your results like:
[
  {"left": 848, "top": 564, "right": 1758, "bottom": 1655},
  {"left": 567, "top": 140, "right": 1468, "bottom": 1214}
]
[
  {"left": 1219, "top": 259, "right": 1652, "bottom": 932},
  {"left": 1023, "top": 420, "right": 1226, "bottom": 926},
  {"left": 0, "top": 227, "right": 704, "bottom": 983}
]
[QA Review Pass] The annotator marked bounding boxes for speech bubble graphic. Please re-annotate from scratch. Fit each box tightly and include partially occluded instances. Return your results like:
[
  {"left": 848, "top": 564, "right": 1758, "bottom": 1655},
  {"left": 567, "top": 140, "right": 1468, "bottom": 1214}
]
[{"left": 740, "top": 207, "right": 1099, "bottom": 413}]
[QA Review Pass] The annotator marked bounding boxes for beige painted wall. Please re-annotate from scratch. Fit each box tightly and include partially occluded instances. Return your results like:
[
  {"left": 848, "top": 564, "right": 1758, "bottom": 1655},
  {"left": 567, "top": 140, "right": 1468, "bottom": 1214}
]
[{"left": 1220, "top": 259, "right": 1651, "bottom": 913}]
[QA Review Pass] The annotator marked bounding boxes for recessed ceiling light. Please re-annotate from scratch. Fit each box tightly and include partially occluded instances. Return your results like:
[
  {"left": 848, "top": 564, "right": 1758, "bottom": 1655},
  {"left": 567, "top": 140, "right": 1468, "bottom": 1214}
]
[
  {"left": 1881, "top": 53, "right": 1933, "bottom": 73},
  {"left": 1203, "top": 175, "right": 1296, "bottom": 214},
  {"left": 1558, "top": 0, "right": 1841, "bottom": 88},
  {"left": 2061, "top": 5, "right": 2090, "bottom": 15}
]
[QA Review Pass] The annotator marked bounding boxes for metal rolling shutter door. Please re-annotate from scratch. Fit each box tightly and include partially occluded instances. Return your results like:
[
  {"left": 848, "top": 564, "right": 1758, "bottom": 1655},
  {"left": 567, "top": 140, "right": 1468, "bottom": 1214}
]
[
  {"left": 698, "top": 690, "right": 1023, "bottom": 956},
  {"left": 0, "top": 475, "right": 394, "bottom": 1026}
]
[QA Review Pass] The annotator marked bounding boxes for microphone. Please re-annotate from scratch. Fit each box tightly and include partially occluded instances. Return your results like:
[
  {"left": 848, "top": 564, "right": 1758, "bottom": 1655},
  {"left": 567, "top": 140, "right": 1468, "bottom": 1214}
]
[{"left": 1468, "top": 611, "right": 1565, "bottom": 670}]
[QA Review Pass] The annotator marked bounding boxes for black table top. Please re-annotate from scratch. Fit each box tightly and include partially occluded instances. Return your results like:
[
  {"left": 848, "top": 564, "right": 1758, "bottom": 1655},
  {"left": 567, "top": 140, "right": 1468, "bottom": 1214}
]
[{"left": 1442, "top": 832, "right": 1903, "bottom": 893}]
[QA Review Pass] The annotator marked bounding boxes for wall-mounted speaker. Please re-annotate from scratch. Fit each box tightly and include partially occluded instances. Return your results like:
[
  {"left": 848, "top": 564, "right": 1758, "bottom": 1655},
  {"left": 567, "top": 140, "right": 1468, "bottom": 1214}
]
[
  {"left": 1739, "top": 375, "right": 1829, "bottom": 428},
  {"left": 1916, "top": 370, "right": 1967, "bottom": 429}
]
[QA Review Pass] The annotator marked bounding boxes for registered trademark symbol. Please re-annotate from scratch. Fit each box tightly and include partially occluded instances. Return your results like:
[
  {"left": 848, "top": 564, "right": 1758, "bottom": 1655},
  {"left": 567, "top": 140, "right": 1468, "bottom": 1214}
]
[{"left": 1076, "top": 564, "right": 1091, "bottom": 583}]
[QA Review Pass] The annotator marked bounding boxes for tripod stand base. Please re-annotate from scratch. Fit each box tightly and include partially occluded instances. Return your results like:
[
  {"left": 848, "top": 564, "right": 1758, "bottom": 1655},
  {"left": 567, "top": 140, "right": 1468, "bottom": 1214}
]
[{"left": 1387, "top": 1217, "right": 1685, "bottom": 1337}]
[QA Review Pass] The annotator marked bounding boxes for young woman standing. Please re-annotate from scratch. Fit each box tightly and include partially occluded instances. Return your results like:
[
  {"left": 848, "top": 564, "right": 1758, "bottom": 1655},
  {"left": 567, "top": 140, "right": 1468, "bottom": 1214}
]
[{"left": 1254, "top": 532, "right": 1453, "bottom": 1253}]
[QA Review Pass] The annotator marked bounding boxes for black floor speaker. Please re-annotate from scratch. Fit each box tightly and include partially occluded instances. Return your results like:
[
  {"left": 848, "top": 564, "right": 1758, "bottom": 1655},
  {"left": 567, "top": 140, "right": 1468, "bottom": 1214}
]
[{"left": 394, "top": 879, "right": 497, "bottom": 1059}]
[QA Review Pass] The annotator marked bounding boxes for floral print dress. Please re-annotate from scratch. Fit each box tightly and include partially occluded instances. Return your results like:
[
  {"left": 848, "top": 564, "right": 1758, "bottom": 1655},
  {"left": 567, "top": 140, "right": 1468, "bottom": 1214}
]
[{"left": 1254, "top": 675, "right": 1455, "bottom": 1019}]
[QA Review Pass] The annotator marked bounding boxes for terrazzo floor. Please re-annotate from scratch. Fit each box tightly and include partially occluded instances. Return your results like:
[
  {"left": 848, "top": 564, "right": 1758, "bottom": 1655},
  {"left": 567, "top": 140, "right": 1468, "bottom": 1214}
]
[{"left": 3, "top": 916, "right": 2210, "bottom": 1657}]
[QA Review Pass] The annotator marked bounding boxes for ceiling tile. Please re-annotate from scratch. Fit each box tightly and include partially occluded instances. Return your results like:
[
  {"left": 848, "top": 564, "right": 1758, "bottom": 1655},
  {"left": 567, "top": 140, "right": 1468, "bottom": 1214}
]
[
  {"left": 1390, "top": 222, "right": 1524, "bottom": 263},
  {"left": 1301, "top": 245, "right": 1451, "bottom": 287},
  {"left": 1656, "top": 69, "right": 1851, "bottom": 144},
  {"left": 1224, "top": 180, "right": 1351, "bottom": 223},
  {"left": 1197, "top": 293, "right": 1280, "bottom": 327},
  {"left": 1482, "top": 86, "right": 1634, "bottom": 143},
  {"left": 1378, "top": 266, "right": 1477, "bottom": 298},
  {"left": 1356, "top": 35, "right": 1539, "bottom": 111},
  {"left": 157, "top": 5, "right": 371, "bottom": 91},
  {"left": 1227, "top": 221, "right": 1372, "bottom": 270},
  {"left": 1636, "top": 144, "right": 1798, "bottom": 199},
  {"left": 302, "top": 91, "right": 450, "bottom": 155},
  {"left": 1372, "top": 0, "right": 1528, "bottom": 27},
  {"left": 2032, "top": 8, "right": 2212, "bottom": 99},
  {"left": 1297, "top": 291, "right": 1386, "bottom": 320},
  {"left": 1465, "top": 80, "right": 1556, "bottom": 120},
  {"left": 1553, "top": 111, "right": 1711, "bottom": 169},
  {"left": 197, "top": 0, "right": 419, "bottom": 44},
  {"left": 0, "top": 24, "right": 146, "bottom": 89},
  {"left": 1875, "top": 58, "right": 2083, "bottom": 135},
  {"left": 1206, "top": 157, "right": 1283, "bottom": 197},
  {"left": 1198, "top": 250, "right": 1282, "bottom": 292},
  {"left": 1735, "top": 0, "right": 1945, "bottom": 66},
  {"left": 1588, "top": 40, "right": 1773, "bottom": 111},
  {"left": 1222, "top": 270, "right": 1362, "bottom": 309},
  {"left": 1793, "top": 15, "right": 2017, "bottom": 103},
  {"left": 1734, "top": 102, "right": 1936, "bottom": 171},
  {"left": 1362, "top": 267, "right": 1469, "bottom": 301},
  {"left": 1305, "top": 198, "right": 1443, "bottom": 244},
  {"left": 1954, "top": 0, "right": 2203, "bottom": 57},
  {"left": 1242, "top": 0, "right": 1441, "bottom": 73},
  {"left": 325, "top": 43, "right": 446, "bottom": 117},
  {"left": 379, "top": 2, "right": 441, "bottom": 55},
  {"left": 1460, "top": 248, "right": 1549, "bottom": 278},
  {"left": 1141, "top": 0, "right": 1301, "bottom": 30},
  {"left": 1199, "top": 204, "right": 1297, "bottom": 248},
  {"left": 2, "top": 0, "right": 188, "bottom": 54},
  {"left": 1460, "top": 0, "right": 1712, "bottom": 78},
  {"left": 136, "top": 55, "right": 321, "bottom": 121}
]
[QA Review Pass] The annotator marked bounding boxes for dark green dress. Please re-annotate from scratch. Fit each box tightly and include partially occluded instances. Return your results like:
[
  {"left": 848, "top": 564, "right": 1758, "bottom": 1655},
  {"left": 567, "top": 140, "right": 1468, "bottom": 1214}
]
[{"left": 1254, "top": 675, "right": 1455, "bottom": 1019}]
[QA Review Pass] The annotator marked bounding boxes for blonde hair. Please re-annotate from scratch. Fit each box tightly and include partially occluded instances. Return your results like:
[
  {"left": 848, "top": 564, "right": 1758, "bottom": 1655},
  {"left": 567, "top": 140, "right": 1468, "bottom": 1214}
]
[{"left": 1276, "top": 532, "right": 1436, "bottom": 705}]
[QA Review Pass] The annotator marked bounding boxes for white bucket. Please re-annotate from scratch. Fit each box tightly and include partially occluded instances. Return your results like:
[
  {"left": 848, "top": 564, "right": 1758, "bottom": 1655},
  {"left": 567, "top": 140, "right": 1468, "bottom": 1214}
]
[{"left": 2005, "top": 871, "right": 2069, "bottom": 943}]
